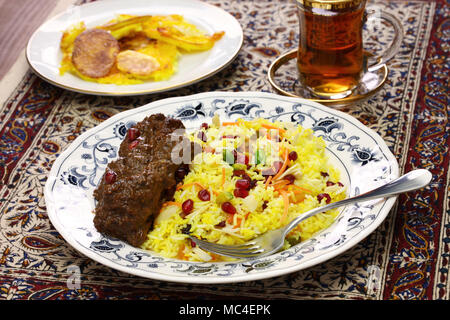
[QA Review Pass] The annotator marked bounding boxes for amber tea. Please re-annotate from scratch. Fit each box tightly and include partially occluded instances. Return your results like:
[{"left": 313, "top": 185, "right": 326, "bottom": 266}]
[{"left": 296, "top": 0, "right": 366, "bottom": 98}]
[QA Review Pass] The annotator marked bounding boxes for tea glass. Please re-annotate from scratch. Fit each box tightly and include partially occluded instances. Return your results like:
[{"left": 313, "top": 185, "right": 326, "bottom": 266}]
[{"left": 296, "top": 0, "right": 403, "bottom": 99}]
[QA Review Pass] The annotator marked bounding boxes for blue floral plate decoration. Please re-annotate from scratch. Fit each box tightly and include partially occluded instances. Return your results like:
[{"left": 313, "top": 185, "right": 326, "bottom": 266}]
[{"left": 44, "top": 92, "right": 399, "bottom": 283}]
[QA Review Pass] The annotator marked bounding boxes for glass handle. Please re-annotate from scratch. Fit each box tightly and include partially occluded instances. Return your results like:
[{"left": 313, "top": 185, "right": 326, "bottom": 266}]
[{"left": 365, "top": 9, "right": 404, "bottom": 72}]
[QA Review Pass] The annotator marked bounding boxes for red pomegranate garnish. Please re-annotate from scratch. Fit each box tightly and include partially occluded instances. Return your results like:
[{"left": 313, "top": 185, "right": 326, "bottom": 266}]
[
  {"left": 317, "top": 193, "right": 331, "bottom": 204},
  {"left": 215, "top": 221, "right": 226, "bottom": 228},
  {"left": 284, "top": 174, "right": 295, "bottom": 185},
  {"left": 198, "top": 189, "right": 211, "bottom": 201},
  {"left": 233, "top": 188, "right": 249, "bottom": 198},
  {"left": 181, "top": 199, "right": 194, "bottom": 216},
  {"left": 233, "top": 169, "right": 246, "bottom": 177},
  {"left": 235, "top": 179, "right": 251, "bottom": 190},
  {"left": 288, "top": 151, "right": 298, "bottom": 161},
  {"left": 127, "top": 128, "right": 140, "bottom": 142},
  {"left": 104, "top": 170, "right": 117, "bottom": 184},
  {"left": 221, "top": 201, "right": 236, "bottom": 214}
]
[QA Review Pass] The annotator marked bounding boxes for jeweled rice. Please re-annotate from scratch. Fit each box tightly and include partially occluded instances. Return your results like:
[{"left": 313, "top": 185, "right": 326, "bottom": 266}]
[{"left": 141, "top": 117, "right": 346, "bottom": 261}]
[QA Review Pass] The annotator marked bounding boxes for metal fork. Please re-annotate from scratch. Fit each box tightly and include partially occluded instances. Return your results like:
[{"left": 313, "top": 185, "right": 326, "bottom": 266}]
[{"left": 190, "top": 169, "right": 432, "bottom": 259}]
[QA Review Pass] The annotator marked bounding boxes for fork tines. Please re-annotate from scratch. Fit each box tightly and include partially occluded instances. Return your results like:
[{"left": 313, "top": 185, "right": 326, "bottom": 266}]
[{"left": 189, "top": 236, "right": 264, "bottom": 258}]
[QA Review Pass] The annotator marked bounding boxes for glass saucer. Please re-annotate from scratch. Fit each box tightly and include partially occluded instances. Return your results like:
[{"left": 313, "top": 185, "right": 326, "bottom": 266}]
[{"left": 268, "top": 49, "right": 388, "bottom": 108}]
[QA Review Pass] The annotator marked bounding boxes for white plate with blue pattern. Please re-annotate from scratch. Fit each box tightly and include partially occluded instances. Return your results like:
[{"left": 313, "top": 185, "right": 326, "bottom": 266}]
[{"left": 44, "top": 92, "right": 399, "bottom": 283}]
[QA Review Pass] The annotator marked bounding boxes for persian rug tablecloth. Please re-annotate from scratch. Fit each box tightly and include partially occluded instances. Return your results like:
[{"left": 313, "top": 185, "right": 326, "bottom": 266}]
[{"left": 0, "top": 0, "right": 448, "bottom": 300}]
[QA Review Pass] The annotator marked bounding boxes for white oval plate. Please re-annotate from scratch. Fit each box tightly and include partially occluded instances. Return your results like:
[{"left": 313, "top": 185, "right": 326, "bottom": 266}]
[
  {"left": 26, "top": 0, "right": 243, "bottom": 96},
  {"left": 44, "top": 92, "right": 399, "bottom": 283}
]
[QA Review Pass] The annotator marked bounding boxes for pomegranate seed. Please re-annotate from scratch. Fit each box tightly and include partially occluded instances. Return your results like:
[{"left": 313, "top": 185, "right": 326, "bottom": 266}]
[
  {"left": 234, "top": 188, "right": 249, "bottom": 198},
  {"left": 320, "top": 172, "right": 329, "bottom": 178},
  {"left": 284, "top": 174, "right": 295, "bottom": 184},
  {"left": 190, "top": 239, "right": 196, "bottom": 247},
  {"left": 233, "top": 169, "right": 246, "bottom": 177},
  {"left": 127, "top": 128, "right": 140, "bottom": 142},
  {"left": 326, "top": 181, "right": 336, "bottom": 187},
  {"left": 198, "top": 189, "right": 211, "bottom": 201},
  {"left": 235, "top": 179, "right": 251, "bottom": 189},
  {"left": 181, "top": 199, "right": 194, "bottom": 216},
  {"left": 262, "top": 200, "right": 269, "bottom": 210},
  {"left": 104, "top": 170, "right": 116, "bottom": 184},
  {"left": 221, "top": 201, "right": 236, "bottom": 214},
  {"left": 288, "top": 151, "right": 298, "bottom": 161},
  {"left": 242, "top": 173, "right": 252, "bottom": 181},
  {"left": 317, "top": 193, "right": 331, "bottom": 204},
  {"left": 215, "top": 221, "right": 226, "bottom": 228},
  {"left": 197, "top": 131, "right": 207, "bottom": 142},
  {"left": 129, "top": 140, "right": 139, "bottom": 150},
  {"left": 337, "top": 182, "right": 344, "bottom": 187},
  {"left": 200, "top": 123, "right": 209, "bottom": 130}
]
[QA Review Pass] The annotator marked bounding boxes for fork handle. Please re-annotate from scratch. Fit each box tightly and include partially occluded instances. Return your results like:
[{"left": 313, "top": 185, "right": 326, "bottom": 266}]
[{"left": 283, "top": 169, "right": 432, "bottom": 236}]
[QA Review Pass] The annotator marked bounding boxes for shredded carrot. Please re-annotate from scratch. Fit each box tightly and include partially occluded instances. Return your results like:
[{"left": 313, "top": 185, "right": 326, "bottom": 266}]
[
  {"left": 289, "top": 185, "right": 313, "bottom": 194},
  {"left": 272, "top": 150, "right": 289, "bottom": 181},
  {"left": 273, "top": 186, "right": 289, "bottom": 193},
  {"left": 261, "top": 123, "right": 286, "bottom": 135},
  {"left": 176, "top": 244, "right": 186, "bottom": 260},
  {"left": 162, "top": 201, "right": 182, "bottom": 208},
  {"left": 222, "top": 167, "right": 226, "bottom": 186},
  {"left": 233, "top": 212, "right": 250, "bottom": 229},
  {"left": 264, "top": 175, "right": 273, "bottom": 188},
  {"left": 210, "top": 253, "right": 222, "bottom": 262},
  {"left": 271, "top": 179, "right": 290, "bottom": 188},
  {"left": 226, "top": 214, "right": 234, "bottom": 224},
  {"left": 176, "top": 182, "right": 219, "bottom": 196},
  {"left": 280, "top": 190, "right": 290, "bottom": 224},
  {"left": 233, "top": 217, "right": 242, "bottom": 229},
  {"left": 222, "top": 122, "right": 239, "bottom": 126},
  {"left": 176, "top": 182, "right": 206, "bottom": 191}
]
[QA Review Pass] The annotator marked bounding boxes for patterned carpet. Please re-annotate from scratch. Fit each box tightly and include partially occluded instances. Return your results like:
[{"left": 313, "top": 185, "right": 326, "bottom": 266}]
[{"left": 0, "top": 0, "right": 448, "bottom": 300}]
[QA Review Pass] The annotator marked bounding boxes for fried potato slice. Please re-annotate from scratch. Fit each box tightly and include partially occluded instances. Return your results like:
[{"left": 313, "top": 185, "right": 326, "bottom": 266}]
[
  {"left": 72, "top": 29, "right": 119, "bottom": 78},
  {"left": 98, "top": 15, "right": 153, "bottom": 39},
  {"left": 116, "top": 50, "right": 160, "bottom": 77},
  {"left": 119, "top": 32, "right": 156, "bottom": 51},
  {"left": 142, "top": 15, "right": 225, "bottom": 52}
]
